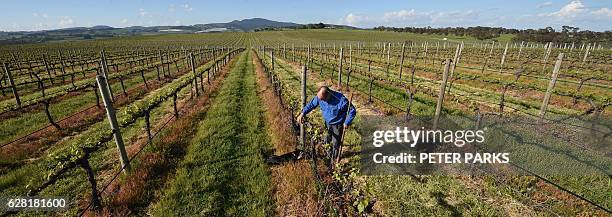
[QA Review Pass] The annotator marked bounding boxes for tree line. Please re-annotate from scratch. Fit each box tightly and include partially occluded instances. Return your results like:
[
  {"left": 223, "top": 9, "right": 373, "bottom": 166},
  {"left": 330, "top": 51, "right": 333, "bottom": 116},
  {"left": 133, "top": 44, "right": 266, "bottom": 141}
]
[{"left": 373, "top": 26, "right": 612, "bottom": 45}]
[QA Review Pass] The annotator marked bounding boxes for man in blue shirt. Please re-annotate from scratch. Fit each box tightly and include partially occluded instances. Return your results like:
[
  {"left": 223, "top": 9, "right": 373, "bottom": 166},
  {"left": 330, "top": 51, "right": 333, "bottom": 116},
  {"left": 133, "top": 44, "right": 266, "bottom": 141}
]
[{"left": 297, "top": 86, "right": 356, "bottom": 162}]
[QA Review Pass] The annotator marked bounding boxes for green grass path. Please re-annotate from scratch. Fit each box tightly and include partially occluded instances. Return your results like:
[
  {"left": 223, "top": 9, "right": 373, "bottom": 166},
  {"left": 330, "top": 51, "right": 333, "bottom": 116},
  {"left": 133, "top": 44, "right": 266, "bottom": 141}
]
[{"left": 151, "top": 51, "right": 274, "bottom": 216}]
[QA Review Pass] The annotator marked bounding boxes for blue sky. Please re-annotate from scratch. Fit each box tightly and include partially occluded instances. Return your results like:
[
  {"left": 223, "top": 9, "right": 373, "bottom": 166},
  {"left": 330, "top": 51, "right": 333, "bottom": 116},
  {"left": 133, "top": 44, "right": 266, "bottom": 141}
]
[{"left": 1, "top": 0, "right": 611, "bottom": 31}]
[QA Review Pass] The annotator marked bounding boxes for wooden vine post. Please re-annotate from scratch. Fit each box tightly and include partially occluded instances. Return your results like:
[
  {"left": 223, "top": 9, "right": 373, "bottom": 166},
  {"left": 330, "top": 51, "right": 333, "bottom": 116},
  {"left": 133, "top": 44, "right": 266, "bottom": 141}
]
[
  {"left": 190, "top": 53, "right": 199, "bottom": 96},
  {"left": 3, "top": 62, "right": 21, "bottom": 108},
  {"left": 386, "top": 43, "right": 391, "bottom": 78},
  {"left": 59, "top": 52, "right": 67, "bottom": 83},
  {"left": 582, "top": 44, "right": 590, "bottom": 62},
  {"left": 517, "top": 41, "right": 524, "bottom": 61},
  {"left": 271, "top": 51, "right": 275, "bottom": 70},
  {"left": 300, "top": 65, "right": 307, "bottom": 149},
  {"left": 447, "top": 42, "right": 463, "bottom": 95},
  {"left": 433, "top": 42, "right": 439, "bottom": 65},
  {"left": 292, "top": 44, "right": 296, "bottom": 62},
  {"left": 346, "top": 45, "right": 352, "bottom": 88},
  {"left": 305, "top": 44, "right": 309, "bottom": 67},
  {"left": 542, "top": 42, "right": 553, "bottom": 72},
  {"left": 423, "top": 42, "right": 428, "bottom": 64},
  {"left": 96, "top": 75, "right": 130, "bottom": 174},
  {"left": 398, "top": 41, "right": 406, "bottom": 80},
  {"left": 539, "top": 53, "right": 564, "bottom": 124},
  {"left": 166, "top": 50, "right": 171, "bottom": 76},
  {"left": 183, "top": 48, "right": 189, "bottom": 70},
  {"left": 172, "top": 51, "right": 179, "bottom": 73},
  {"left": 101, "top": 50, "right": 110, "bottom": 78},
  {"left": 433, "top": 59, "right": 452, "bottom": 130},
  {"left": 338, "top": 47, "right": 343, "bottom": 89},
  {"left": 411, "top": 51, "right": 419, "bottom": 86},
  {"left": 159, "top": 50, "right": 166, "bottom": 77},
  {"left": 499, "top": 42, "right": 508, "bottom": 72},
  {"left": 368, "top": 61, "right": 373, "bottom": 103},
  {"left": 100, "top": 52, "right": 115, "bottom": 102}
]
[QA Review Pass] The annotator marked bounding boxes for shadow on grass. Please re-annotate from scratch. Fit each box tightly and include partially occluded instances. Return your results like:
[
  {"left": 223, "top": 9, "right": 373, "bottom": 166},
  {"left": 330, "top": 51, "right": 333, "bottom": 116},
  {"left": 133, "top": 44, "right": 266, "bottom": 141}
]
[{"left": 432, "top": 191, "right": 461, "bottom": 217}]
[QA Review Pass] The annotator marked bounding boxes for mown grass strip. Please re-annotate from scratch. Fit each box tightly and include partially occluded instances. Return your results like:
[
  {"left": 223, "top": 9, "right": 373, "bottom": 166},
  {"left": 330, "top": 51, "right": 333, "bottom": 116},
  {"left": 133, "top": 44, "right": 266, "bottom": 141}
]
[{"left": 151, "top": 51, "right": 273, "bottom": 216}]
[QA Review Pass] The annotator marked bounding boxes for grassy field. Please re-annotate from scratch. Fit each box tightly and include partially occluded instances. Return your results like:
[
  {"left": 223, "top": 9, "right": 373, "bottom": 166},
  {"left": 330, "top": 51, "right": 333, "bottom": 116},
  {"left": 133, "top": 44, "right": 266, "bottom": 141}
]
[{"left": 151, "top": 51, "right": 274, "bottom": 216}]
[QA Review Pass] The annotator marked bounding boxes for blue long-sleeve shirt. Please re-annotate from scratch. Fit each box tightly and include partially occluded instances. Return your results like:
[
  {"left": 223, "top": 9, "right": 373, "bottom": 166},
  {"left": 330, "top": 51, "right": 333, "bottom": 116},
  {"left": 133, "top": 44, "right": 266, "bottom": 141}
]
[{"left": 302, "top": 90, "right": 356, "bottom": 126}]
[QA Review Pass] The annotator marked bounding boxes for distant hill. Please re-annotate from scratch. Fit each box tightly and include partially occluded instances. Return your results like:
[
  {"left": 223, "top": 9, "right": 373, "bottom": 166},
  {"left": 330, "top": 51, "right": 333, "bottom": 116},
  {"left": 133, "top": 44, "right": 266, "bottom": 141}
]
[
  {"left": 0, "top": 18, "right": 354, "bottom": 44},
  {"left": 196, "top": 18, "right": 300, "bottom": 31}
]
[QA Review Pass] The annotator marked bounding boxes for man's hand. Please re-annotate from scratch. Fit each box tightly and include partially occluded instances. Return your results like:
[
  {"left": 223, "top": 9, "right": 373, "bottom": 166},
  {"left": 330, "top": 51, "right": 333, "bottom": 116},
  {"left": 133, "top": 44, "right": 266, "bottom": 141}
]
[
  {"left": 297, "top": 113, "right": 304, "bottom": 124},
  {"left": 344, "top": 124, "right": 349, "bottom": 130}
]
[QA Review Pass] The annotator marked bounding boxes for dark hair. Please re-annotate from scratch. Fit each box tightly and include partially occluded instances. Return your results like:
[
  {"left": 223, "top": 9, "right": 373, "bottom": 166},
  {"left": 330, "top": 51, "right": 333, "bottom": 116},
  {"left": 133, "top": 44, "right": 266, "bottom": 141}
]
[
  {"left": 317, "top": 86, "right": 330, "bottom": 99},
  {"left": 318, "top": 86, "right": 330, "bottom": 92}
]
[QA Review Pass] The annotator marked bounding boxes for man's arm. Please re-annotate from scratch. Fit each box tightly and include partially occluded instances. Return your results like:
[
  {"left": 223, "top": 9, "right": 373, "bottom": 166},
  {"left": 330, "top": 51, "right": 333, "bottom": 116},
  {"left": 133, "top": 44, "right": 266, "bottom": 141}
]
[
  {"left": 343, "top": 100, "right": 357, "bottom": 127},
  {"left": 302, "top": 97, "right": 319, "bottom": 115},
  {"left": 298, "top": 97, "right": 319, "bottom": 123}
]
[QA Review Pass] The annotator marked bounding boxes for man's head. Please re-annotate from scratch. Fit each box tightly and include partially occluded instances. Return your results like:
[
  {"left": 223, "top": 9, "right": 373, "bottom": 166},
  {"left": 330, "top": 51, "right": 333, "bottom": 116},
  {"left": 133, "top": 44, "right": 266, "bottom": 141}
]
[{"left": 317, "top": 86, "right": 331, "bottom": 101}]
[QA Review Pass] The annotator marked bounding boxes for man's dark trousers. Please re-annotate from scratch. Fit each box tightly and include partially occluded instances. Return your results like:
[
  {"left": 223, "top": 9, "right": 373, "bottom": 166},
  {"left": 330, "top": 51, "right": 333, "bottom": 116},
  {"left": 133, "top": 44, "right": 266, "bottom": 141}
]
[{"left": 325, "top": 123, "right": 344, "bottom": 163}]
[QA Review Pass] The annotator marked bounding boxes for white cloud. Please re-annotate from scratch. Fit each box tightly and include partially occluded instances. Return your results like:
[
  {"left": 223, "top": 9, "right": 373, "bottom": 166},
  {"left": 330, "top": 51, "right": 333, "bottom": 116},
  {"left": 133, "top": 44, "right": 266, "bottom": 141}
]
[
  {"left": 58, "top": 16, "right": 74, "bottom": 28},
  {"left": 32, "top": 12, "right": 39, "bottom": 17},
  {"left": 343, "top": 13, "right": 368, "bottom": 26},
  {"left": 534, "top": 0, "right": 612, "bottom": 26},
  {"left": 120, "top": 18, "right": 129, "bottom": 25},
  {"left": 547, "top": 0, "right": 585, "bottom": 18},
  {"left": 383, "top": 9, "right": 426, "bottom": 22},
  {"left": 182, "top": 4, "right": 193, "bottom": 12},
  {"left": 537, "top": 1, "right": 553, "bottom": 8},
  {"left": 168, "top": 4, "right": 176, "bottom": 12},
  {"left": 591, "top": 8, "right": 612, "bottom": 18}
]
